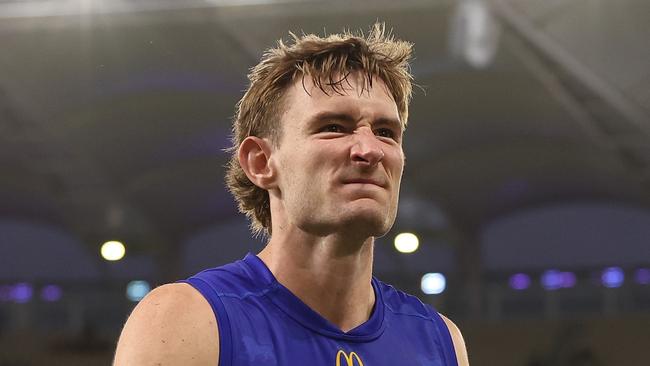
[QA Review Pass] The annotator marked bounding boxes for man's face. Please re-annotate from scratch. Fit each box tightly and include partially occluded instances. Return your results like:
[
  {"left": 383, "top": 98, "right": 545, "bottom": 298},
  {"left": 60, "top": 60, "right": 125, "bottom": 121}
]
[{"left": 269, "top": 74, "right": 405, "bottom": 238}]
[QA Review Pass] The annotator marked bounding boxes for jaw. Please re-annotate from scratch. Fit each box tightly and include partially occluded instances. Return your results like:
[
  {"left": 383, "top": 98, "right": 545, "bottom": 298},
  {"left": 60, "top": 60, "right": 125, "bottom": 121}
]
[
  {"left": 271, "top": 175, "right": 400, "bottom": 240},
  {"left": 319, "top": 199, "right": 397, "bottom": 239}
]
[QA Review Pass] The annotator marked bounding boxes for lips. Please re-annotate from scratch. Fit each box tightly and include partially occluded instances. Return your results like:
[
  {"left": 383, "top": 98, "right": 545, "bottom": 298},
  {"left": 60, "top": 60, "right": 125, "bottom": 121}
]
[{"left": 342, "top": 178, "right": 386, "bottom": 188}]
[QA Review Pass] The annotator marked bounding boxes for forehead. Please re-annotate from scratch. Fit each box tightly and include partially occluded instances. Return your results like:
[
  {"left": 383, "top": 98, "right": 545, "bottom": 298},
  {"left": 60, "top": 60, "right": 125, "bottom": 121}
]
[{"left": 281, "top": 74, "right": 401, "bottom": 128}]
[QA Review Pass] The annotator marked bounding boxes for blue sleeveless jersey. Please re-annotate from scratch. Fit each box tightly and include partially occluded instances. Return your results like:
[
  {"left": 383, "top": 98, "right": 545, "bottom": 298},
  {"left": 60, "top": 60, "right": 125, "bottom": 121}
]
[{"left": 180, "top": 253, "right": 458, "bottom": 366}]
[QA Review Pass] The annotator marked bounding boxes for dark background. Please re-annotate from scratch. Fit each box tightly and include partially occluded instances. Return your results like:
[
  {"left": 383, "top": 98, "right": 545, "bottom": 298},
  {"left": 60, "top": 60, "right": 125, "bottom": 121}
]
[{"left": 1, "top": 0, "right": 649, "bottom": 365}]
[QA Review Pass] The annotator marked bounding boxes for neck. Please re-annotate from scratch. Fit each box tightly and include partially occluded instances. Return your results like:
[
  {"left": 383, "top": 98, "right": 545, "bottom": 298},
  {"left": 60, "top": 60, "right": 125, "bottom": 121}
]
[{"left": 258, "top": 228, "right": 376, "bottom": 333}]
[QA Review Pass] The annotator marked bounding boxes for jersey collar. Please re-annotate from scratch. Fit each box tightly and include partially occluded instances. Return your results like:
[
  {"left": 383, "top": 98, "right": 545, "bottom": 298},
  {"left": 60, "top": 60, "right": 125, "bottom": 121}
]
[{"left": 242, "top": 252, "right": 386, "bottom": 342}]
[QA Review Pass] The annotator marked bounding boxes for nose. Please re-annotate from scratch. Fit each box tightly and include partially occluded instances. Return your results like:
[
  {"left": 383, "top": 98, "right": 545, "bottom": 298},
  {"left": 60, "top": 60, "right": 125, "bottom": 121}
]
[{"left": 350, "top": 129, "right": 385, "bottom": 167}]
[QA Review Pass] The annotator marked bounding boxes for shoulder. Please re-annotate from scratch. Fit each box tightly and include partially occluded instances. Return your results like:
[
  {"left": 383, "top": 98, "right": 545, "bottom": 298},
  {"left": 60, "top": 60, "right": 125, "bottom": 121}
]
[
  {"left": 439, "top": 313, "right": 470, "bottom": 366},
  {"left": 375, "top": 280, "right": 469, "bottom": 365},
  {"left": 113, "top": 283, "right": 219, "bottom": 366},
  {"left": 187, "top": 257, "right": 259, "bottom": 295},
  {"left": 375, "top": 278, "right": 435, "bottom": 318}
]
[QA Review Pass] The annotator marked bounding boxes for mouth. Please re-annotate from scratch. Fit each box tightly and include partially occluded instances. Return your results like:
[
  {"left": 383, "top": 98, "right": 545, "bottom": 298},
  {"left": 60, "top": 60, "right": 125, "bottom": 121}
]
[{"left": 342, "top": 178, "right": 386, "bottom": 188}]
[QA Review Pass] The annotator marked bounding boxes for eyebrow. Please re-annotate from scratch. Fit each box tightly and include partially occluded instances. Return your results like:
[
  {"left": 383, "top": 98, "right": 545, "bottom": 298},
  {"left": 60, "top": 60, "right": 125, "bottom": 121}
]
[{"left": 307, "top": 111, "right": 403, "bottom": 131}]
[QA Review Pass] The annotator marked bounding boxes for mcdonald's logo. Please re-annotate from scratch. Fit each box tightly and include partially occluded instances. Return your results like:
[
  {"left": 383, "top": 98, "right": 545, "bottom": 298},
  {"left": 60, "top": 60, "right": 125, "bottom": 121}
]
[{"left": 335, "top": 350, "right": 364, "bottom": 366}]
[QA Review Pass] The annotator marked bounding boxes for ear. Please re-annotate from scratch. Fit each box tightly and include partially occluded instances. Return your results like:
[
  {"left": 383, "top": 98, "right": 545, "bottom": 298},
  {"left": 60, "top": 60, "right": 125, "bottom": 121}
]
[{"left": 238, "top": 136, "right": 277, "bottom": 190}]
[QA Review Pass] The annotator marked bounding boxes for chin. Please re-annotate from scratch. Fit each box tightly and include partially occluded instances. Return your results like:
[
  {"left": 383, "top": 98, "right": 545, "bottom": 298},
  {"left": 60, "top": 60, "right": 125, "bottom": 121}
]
[{"left": 339, "top": 205, "right": 395, "bottom": 237}]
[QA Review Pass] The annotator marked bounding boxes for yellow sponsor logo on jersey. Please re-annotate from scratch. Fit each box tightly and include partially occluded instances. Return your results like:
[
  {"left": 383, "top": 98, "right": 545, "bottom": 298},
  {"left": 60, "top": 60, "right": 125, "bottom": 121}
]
[{"left": 336, "top": 350, "right": 364, "bottom": 366}]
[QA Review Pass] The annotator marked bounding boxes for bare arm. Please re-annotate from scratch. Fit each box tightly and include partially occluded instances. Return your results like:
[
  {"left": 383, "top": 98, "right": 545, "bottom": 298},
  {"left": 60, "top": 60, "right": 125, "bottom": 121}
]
[
  {"left": 113, "top": 283, "right": 219, "bottom": 366},
  {"left": 440, "top": 313, "right": 470, "bottom": 366}
]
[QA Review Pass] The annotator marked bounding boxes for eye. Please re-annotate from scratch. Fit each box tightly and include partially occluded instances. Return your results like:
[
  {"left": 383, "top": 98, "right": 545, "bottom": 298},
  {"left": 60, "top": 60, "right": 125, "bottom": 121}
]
[
  {"left": 375, "top": 128, "right": 396, "bottom": 139},
  {"left": 321, "top": 124, "right": 344, "bottom": 133}
]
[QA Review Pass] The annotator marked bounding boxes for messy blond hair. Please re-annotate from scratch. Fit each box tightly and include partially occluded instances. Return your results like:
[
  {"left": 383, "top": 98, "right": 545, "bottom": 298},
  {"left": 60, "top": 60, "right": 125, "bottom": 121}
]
[{"left": 225, "top": 23, "right": 414, "bottom": 237}]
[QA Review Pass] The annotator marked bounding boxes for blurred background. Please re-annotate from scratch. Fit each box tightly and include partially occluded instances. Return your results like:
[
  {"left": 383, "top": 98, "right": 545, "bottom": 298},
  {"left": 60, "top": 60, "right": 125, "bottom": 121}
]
[{"left": 1, "top": 0, "right": 649, "bottom": 365}]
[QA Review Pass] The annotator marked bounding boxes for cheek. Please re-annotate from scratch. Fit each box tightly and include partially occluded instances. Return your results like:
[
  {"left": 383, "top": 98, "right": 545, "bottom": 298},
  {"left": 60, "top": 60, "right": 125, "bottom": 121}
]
[
  {"left": 386, "top": 148, "right": 405, "bottom": 174},
  {"left": 280, "top": 148, "right": 324, "bottom": 185}
]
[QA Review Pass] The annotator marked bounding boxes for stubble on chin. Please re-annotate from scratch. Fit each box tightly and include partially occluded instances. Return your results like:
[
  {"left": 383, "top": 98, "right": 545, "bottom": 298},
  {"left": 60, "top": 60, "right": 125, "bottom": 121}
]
[{"left": 336, "top": 201, "right": 397, "bottom": 239}]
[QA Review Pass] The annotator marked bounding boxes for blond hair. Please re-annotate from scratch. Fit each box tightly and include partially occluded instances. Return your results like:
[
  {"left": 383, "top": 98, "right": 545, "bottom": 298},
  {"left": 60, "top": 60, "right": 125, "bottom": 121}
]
[{"left": 226, "top": 23, "right": 414, "bottom": 237}]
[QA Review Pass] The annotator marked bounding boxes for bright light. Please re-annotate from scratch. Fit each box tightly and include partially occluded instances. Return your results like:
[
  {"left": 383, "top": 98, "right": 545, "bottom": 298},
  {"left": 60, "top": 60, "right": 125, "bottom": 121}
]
[
  {"left": 101, "top": 240, "right": 126, "bottom": 261},
  {"left": 449, "top": 0, "right": 501, "bottom": 68},
  {"left": 541, "top": 270, "right": 563, "bottom": 290},
  {"left": 601, "top": 267, "right": 624, "bottom": 288},
  {"left": 394, "top": 232, "right": 419, "bottom": 253},
  {"left": 540, "top": 270, "right": 576, "bottom": 290},
  {"left": 509, "top": 273, "right": 531, "bottom": 290},
  {"left": 421, "top": 273, "right": 446, "bottom": 295},
  {"left": 11, "top": 283, "right": 33, "bottom": 303},
  {"left": 126, "top": 280, "right": 151, "bottom": 302}
]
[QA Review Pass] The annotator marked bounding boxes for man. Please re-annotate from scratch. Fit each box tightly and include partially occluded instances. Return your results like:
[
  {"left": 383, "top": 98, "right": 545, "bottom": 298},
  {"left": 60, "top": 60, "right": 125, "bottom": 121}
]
[{"left": 114, "top": 24, "right": 469, "bottom": 365}]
